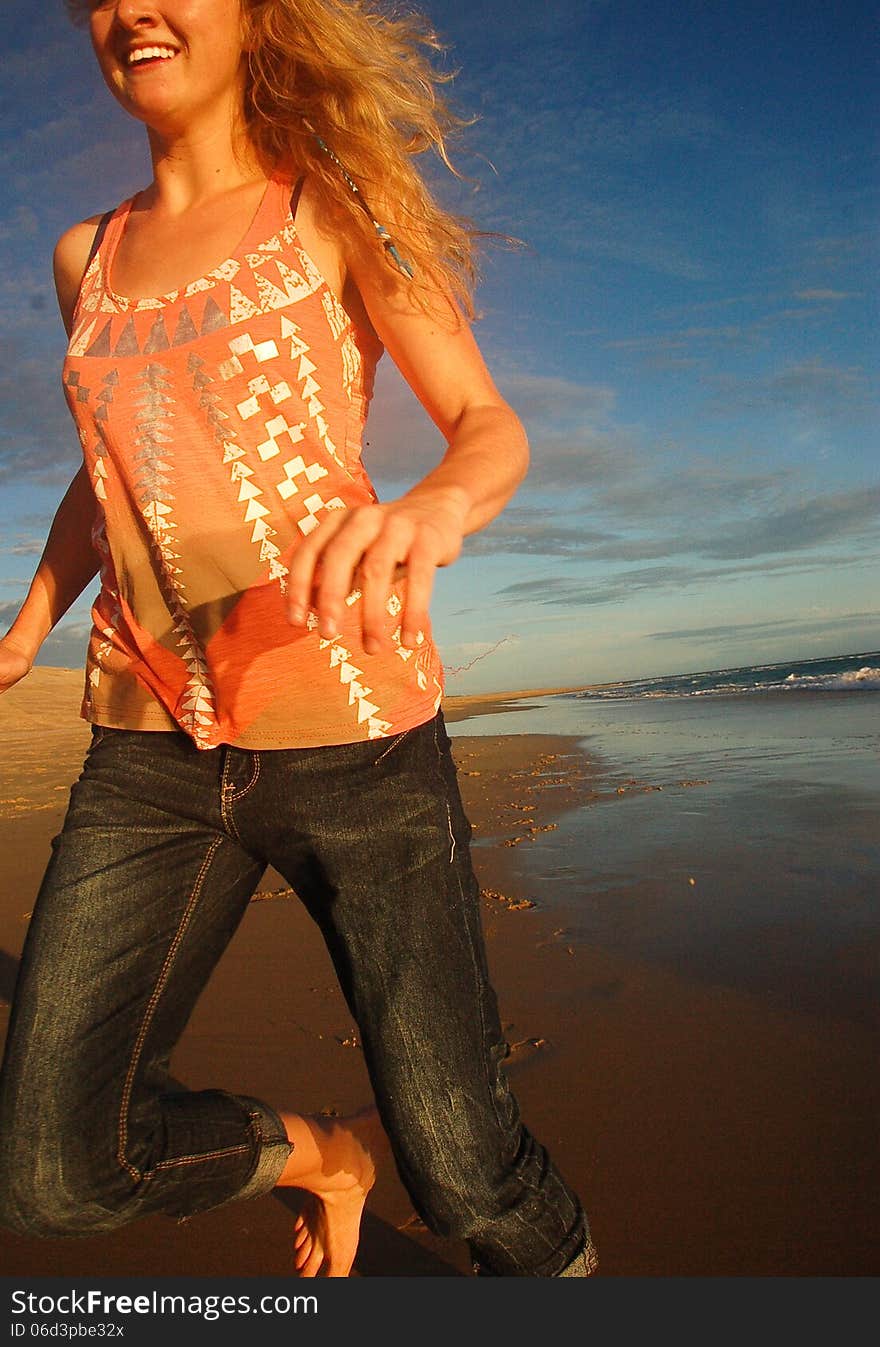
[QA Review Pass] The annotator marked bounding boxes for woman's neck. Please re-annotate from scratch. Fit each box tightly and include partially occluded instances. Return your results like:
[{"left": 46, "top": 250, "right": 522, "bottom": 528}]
[{"left": 144, "top": 122, "right": 267, "bottom": 214}]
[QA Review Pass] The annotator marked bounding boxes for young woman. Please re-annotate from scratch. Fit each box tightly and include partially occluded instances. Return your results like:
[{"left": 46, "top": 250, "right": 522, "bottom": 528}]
[{"left": 0, "top": 0, "right": 597, "bottom": 1278}]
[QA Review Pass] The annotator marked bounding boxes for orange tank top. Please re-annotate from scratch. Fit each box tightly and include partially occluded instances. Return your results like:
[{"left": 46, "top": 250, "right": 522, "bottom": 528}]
[{"left": 63, "top": 172, "right": 445, "bottom": 749}]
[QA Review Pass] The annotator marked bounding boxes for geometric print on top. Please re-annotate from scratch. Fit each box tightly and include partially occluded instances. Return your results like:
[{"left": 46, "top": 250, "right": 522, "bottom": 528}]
[{"left": 62, "top": 170, "right": 445, "bottom": 750}]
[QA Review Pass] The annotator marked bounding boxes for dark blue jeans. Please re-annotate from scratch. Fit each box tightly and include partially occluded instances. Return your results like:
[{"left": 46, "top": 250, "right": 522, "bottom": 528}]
[{"left": 0, "top": 712, "right": 593, "bottom": 1275}]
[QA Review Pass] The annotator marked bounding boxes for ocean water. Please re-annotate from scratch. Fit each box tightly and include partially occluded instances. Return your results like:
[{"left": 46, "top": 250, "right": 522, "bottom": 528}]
[
  {"left": 570, "top": 648, "right": 880, "bottom": 700},
  {"left": 447, "top": 650, "right": 880, "bottom": 1027}
]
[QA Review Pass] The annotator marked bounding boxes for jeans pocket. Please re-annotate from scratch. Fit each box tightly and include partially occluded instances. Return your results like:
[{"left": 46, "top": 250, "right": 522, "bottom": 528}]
[
  {"left": 371, "top": 728, "right": 411, "bottom": 765},
  {"left": 369, "top": 714, "right": 442, "bottom": 767}
]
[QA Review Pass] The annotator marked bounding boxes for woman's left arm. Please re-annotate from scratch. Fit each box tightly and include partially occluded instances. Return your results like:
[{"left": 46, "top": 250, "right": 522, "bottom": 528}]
[{"left": 285, "top": 248, "right": 529, "bottom": 656}]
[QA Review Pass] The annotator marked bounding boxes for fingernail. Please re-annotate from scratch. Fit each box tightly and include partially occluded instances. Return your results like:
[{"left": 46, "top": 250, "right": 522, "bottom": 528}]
[
  {"left": 364, "top": 636, "right": 380, "bottom": 655},
  {"left": 288, "top": 605, "right": 305, "bottom": 625}
]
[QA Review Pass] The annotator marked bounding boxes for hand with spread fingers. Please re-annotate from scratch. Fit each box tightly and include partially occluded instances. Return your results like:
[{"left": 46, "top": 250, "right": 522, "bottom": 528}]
[{"left": 286, "top": 488, "right": 468, "bottom": 654}]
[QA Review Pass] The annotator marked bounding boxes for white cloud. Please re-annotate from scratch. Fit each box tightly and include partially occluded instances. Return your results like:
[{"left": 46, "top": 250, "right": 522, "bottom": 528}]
[
  {"left": 648, "top": 609, "right": 880, "bottom": 649},
  {"left": 794, "top": 289, "right": 857, "bottom": 302},
  {"left": 708, "top": 359, "right": 875, "bottom": 423}
]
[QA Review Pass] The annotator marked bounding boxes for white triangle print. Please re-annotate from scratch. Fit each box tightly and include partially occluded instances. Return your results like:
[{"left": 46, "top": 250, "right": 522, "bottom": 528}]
[
  {"left": 229, "top": 285, "right": 261, "bottom": 323},
  {"left": 237, "top": 478, "right": 263, "bottom": 502}
]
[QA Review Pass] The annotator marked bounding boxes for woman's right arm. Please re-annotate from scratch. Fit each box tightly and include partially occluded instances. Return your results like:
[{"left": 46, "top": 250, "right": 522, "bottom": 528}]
[
  {"left": 0, "top": 218, "right": 106, "bottom": 695},
  {"left": 0, "top": 465, "right": 101, "bottom": 693}
]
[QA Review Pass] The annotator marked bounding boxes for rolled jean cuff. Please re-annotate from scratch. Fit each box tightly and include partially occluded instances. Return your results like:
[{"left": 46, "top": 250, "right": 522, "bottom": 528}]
[
  {"left": 232, "top": 1095, "right": 293, "bottom": 1201},
  {"left": 557, "top": 1239, "right": 600, "bottom": 1277}
]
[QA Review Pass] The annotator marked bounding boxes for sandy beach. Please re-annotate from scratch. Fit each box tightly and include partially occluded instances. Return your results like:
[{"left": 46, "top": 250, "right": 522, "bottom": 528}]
[{"left": 0, "top": 668, "right": 877, "bottom": 1277}]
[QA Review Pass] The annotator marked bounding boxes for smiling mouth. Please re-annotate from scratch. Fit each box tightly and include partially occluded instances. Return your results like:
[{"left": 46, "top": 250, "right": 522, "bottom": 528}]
[{"left": 126, "top": 46, "right": 179, "bottom": 68}]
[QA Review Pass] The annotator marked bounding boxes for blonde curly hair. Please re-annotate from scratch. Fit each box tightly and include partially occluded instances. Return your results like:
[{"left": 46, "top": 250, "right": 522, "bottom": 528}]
[{"left": 66, "top": 0, "right": 483, "bottom": 315}]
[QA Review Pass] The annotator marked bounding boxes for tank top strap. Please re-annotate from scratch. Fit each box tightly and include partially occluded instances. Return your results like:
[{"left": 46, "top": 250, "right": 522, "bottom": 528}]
[
  {"left": 69, "top": 199, "right": 132, "bottom": 332},
  {"left": 289, "top": 174, "right": 306, "bottom": 221},
  {"left": 82, "top": 210, "right": 114, "bottom": 283}
]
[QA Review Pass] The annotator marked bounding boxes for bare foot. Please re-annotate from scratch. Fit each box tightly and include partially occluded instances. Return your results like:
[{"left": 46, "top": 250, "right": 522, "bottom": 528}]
[{"left": 276, "top": 1107, "right": 385, "bottom": 1277}]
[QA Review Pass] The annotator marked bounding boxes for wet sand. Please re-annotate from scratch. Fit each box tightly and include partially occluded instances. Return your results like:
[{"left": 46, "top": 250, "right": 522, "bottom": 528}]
[{"left": 0, "top": 668, "right": 877, "bottom": 1276}]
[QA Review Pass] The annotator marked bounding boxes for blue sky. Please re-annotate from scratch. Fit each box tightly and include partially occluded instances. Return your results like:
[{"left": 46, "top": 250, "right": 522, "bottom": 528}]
[{"left": 1, "top": 0, "right": 877, "bottom": 694}]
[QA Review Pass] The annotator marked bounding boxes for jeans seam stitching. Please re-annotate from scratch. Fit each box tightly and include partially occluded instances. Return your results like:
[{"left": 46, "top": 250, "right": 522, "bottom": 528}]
[
  {"left": 152, "top": 1143, "right": 251, "bottom": 1171},
  {"left": 373, "top": 731, "right": 407, "bottom": 765},
  {"left": 433, "top": 716, "right": 507, "bottom": 1137},
  {"left": 230, "top": 753, "right": 261, "bottom": 802},
  {"left": 219, "top": 754, "right": 243, "bottom": 843},
  {"left": 116, "top": 834, "right": 224, "bottom": 1183}
]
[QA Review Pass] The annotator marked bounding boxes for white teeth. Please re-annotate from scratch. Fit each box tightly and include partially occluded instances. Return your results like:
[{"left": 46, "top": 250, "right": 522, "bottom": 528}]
[{"left": 128, "top": 47, "right": 177, "bottom": 65}]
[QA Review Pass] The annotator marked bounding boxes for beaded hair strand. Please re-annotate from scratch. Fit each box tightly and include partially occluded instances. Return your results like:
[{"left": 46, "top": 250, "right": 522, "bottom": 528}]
[{"left": 311, "top": 133, "right": 415, "bottom": 278}]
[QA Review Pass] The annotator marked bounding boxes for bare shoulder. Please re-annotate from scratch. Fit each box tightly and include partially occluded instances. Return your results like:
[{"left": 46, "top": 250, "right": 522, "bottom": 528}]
[
  {"left": 53, "top": 214, "right": 109, "bottom": 335},
  {"left": 340, "top": 184, "right": 464, "bottom": 335},
  {"left": 293, "top": 176, "right": 347, "bottom": 299}
]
